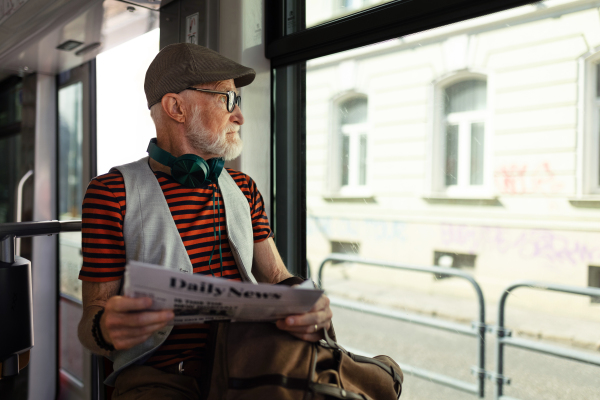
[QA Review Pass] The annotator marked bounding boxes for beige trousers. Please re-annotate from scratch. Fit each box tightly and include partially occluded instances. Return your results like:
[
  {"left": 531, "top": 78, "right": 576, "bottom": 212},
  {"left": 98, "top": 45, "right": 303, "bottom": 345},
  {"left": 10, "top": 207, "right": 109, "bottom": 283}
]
[{"left": 112, "top": 365, "right": 202, "bottom": 400}]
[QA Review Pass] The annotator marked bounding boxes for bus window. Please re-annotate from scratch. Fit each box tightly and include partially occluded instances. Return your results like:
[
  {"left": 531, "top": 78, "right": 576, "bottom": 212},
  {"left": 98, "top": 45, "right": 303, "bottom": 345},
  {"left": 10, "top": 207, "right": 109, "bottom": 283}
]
[
  {"left": 57, "top": 61, "right": 95, "bottom": 397},
  {"left": 96, "top": 28, "right": 159, "bottom": 175},
  {"left": 291, "top": 1, "right": 600, "bottom": 398}
]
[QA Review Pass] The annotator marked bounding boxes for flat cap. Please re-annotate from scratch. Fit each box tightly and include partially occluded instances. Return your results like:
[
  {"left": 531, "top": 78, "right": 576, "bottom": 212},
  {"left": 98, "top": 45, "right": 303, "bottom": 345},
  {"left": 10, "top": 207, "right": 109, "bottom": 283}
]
[{"left": 144, "top": 43, "right": 256, "bottom": 109}]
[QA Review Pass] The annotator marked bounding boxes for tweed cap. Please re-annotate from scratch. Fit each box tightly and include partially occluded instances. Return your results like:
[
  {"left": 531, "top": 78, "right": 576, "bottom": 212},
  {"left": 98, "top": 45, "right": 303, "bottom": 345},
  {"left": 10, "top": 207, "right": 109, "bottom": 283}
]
[{"left": 144, "top": 43, "right": 256, "bottom": 109}]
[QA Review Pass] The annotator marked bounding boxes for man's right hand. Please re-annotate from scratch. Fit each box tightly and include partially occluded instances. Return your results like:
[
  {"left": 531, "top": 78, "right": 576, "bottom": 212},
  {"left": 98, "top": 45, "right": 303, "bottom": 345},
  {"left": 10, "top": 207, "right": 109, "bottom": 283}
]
[{"left": 100, "top": 296, "right": 174, "bottom": 351}]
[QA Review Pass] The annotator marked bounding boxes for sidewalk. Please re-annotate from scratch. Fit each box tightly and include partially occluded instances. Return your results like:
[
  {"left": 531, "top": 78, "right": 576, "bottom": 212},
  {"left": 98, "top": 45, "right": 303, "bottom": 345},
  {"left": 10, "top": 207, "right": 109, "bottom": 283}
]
[{"left": 323, "top": 277, "right": 600, "bottom": 351}]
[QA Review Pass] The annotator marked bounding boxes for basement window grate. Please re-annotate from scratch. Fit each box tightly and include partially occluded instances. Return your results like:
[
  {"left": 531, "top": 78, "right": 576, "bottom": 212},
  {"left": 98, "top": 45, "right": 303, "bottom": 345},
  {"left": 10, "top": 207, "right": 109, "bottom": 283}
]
[
  {"left": 588, "top": 266, "right": 600, "bottom": 304},
  {"left": 433, "top": 251, "right": 476, "bottom": 280}
]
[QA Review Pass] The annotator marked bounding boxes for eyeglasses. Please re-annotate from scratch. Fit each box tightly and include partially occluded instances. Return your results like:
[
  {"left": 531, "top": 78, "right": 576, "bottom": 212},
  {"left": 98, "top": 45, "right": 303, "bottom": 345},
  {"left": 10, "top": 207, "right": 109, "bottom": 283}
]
[{"left": 184, "top": 87, "right": 241, "bottom": 112}]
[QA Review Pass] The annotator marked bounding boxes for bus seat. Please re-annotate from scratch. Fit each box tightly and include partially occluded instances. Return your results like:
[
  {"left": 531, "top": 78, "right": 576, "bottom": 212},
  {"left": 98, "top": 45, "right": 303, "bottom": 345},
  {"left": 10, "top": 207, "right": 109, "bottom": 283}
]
[{"left": 0, "top": 350, "right": 30, "bottom": 378}]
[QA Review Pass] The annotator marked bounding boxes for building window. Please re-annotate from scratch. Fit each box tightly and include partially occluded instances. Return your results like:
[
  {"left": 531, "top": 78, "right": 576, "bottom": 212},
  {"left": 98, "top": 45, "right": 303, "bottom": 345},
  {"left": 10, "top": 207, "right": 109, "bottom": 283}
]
[
  {"left": 330, "top": 241, "right": 360, "bottom": 271},
  {"left": 578, "top": 58, "right": 600, "bottom": 196},
  {"left": 443, "top": 79, "right": 487, "bottom": 190},
  {"left": 591, "top": 64, "right": 600, "bottom": 193},
  {"left": 596, "top": 64, "right": 600, "bottom": 190},
  {"left": 336, "top": 96, "right": 369, "bottom": 194},
  {"left": 589, "top": 265, "right": 600, "bottom": 303},
  {"left": 331, "top": 240, "right": 360, "bottom": 256}
]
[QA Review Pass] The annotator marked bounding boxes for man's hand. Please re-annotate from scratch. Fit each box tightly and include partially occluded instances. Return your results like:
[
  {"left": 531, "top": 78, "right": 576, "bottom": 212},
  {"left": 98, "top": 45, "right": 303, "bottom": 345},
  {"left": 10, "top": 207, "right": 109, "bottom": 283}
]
[
  {"left": 101, "top": 296, "right": 174, "bottom": 351},
  {"left": 251, "top": 238, "right": 334, "bottom": 341},
  {"left": 275, "top": 294, "right": 332, "bottom": 342}
]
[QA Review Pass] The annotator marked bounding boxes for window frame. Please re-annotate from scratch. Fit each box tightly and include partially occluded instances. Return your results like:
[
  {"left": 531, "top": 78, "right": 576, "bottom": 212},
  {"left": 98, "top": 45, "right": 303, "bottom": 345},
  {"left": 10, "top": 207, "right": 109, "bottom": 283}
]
[
  {"left": 578, "top": 51, "right": 600, "bottom": 196},
  {"left": 339, "top": 122, "right": 368, "bottom": 190},
  {"left": 428, "top": 71, "right": 494, "bottom": 198},
  {"left": 328, "top": 92, "right": 371, "bottom": 197},
  {"left": 266, "top": 0, "right": 536, "bottom": 67}
]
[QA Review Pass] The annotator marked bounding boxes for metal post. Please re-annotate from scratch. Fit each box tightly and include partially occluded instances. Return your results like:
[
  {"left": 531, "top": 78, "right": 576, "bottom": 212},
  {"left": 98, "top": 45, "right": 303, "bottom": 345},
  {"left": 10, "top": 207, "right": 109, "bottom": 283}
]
[
  {"left": 1, "top": 354, "right": 19, "bottom": 377},
  {"left": 474, "top": 277, "right": 486, "bottom": 399},
  {"left": 273, "top": 62, "right": 307, "bottom": 277},
  {"left": 495, "top": 281, "right": 600, "bottom": 400},
  {"left": 1, "top": 235, "right": 15, "bottom": 264},
  {"left": 495, "top": 288, "right": 510, "bottom": 400}
]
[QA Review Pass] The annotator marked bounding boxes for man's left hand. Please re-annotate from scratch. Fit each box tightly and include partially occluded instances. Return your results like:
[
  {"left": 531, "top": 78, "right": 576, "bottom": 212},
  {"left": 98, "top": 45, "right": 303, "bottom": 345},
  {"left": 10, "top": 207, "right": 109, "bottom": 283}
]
[{"left": 275, "top": 294, "right": 332, "bottom": 342}]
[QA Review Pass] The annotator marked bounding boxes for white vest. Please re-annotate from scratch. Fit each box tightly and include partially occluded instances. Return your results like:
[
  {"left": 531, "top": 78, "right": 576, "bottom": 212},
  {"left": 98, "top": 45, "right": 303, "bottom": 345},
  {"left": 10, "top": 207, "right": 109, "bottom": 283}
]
[{"left": 104, "top": 157, "right": 256, "bottom": 386}]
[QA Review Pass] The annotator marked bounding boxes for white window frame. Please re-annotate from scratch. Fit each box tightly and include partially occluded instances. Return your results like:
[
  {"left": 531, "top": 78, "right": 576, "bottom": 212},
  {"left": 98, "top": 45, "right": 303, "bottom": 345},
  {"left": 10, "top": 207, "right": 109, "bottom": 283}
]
[
  {"left": 444, "top": 110, "right": 487, "bottom": 194},
  {"left": 340, "top": 122, "right": 368, "bottom": 194},
  {"left": 428, "top": 71, "right": 493, "bottom": 198},
  {"left": 578, "top": 51, "right": 600, "bottom": 196},
  {"left": 327, "top": 92, "right": 371, "bottom": 198}
]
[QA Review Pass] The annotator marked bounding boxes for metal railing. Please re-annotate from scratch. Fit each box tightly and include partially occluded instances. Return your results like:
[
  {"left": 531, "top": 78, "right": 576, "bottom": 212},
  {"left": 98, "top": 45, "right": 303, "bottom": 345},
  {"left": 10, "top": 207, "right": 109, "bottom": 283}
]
[
  {"left": 494, "top": 281, "right": 600, "bottom": 400},
  {"left": 318, "top": 253, "right": 488, "bottom": 398},
  {"left": 0, "top": 220, "right": 81, "bottom": 263},
  {"left": 15, "top": 169, "right": 33, "bottom": 256}
]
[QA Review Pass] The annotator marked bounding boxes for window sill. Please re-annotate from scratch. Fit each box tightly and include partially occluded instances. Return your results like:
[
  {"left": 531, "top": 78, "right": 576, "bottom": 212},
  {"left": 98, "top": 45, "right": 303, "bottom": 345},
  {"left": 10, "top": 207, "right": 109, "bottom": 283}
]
[
  {"left": 422, "top": 193, "right": 501, "bottom": 206},
  {"left": 322, "top": 195, "right": 377, "bottom": 204},
  {"left": 569, "top": 197, "right": 600, "bottom": 209}
]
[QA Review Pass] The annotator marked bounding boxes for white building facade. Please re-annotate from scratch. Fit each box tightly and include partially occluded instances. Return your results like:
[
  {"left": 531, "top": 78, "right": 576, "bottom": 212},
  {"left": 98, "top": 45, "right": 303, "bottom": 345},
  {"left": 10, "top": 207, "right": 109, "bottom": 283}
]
[{"left": 305, "top": 0, "right": 600, "bottom": 322}]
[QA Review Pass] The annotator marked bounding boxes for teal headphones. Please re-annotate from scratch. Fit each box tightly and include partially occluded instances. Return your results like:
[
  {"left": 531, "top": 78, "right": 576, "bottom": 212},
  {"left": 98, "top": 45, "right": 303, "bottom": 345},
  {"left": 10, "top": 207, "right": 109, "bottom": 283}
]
[
  {"left": 147, "top": 138, "right": 225, "bottom": 277},
  {"left": 147, "top": 138, "right": 224, "bottom": 188}
]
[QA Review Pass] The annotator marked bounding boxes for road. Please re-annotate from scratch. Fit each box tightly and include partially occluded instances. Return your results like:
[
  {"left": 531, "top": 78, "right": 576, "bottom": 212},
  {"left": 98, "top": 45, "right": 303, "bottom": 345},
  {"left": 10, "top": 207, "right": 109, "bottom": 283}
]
[{"left": 331, "top": 304, "right": 600, "bottom": 400}]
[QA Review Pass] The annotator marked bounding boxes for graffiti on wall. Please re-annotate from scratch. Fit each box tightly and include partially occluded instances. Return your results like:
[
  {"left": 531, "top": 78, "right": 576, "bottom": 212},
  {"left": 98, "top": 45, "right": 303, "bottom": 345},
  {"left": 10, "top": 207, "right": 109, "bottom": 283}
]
[
  {"left": 495, "top": 162, "right": 564, "bottom": 195},
  {"left": 440, "top": 224, "right": 600, "bottom": 266}
]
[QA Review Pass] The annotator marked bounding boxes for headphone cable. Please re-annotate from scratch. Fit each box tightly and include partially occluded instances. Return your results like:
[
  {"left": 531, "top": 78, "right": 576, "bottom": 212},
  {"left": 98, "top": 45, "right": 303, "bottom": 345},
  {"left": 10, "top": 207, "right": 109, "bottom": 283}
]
[
  {"left": 206, "top": 185, "right": 219, "bottom": 278},
  {"left": 215, "top": 183, "right": 224, "bottom": 277}
]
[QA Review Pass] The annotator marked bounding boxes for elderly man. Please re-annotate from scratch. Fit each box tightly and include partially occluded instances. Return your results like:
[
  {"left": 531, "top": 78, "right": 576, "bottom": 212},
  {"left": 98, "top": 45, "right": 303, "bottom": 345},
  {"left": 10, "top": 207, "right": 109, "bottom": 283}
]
[{"left": 77, "top": 43, "right": 333, "bottom": 399}]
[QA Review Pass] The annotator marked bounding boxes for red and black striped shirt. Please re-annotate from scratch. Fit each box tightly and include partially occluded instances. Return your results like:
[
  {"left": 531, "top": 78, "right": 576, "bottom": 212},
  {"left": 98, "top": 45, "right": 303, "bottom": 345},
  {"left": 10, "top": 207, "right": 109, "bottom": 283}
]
[{"left": 79, "top": 167, "right": 272, "bottom": 368}]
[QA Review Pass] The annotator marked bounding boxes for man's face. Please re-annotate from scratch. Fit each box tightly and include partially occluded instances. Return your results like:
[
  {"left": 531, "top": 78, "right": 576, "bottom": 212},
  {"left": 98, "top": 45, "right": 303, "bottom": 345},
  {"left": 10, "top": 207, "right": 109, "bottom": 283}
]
[{"left": 184, "top": 79, "right": 244, "bottom": 161}]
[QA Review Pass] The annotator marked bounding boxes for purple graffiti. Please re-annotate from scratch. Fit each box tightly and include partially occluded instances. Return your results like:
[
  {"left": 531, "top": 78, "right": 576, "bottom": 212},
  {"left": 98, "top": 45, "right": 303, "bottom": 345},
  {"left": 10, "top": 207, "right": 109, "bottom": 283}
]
[{"left": 441, "top": 224, "right": 599, "bottom": 266}]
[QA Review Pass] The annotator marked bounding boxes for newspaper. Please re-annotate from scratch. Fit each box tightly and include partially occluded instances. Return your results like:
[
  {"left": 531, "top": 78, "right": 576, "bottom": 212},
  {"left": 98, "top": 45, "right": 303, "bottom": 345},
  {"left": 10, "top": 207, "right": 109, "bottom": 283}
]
[{"left": 123, "top": 261, "right": 324, "bottom": 325}]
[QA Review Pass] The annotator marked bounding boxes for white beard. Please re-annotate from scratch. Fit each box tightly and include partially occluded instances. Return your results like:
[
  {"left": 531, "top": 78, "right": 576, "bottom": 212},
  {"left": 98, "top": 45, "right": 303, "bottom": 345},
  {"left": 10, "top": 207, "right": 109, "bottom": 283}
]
[{"left": 185, "top": 107, "right": 243, "bottom": 161}]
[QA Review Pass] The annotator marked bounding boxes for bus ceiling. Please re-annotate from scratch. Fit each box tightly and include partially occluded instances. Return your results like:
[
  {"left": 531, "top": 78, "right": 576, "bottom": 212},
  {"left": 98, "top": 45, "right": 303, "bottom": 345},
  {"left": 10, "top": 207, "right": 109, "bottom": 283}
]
[{"left": 0, "top": 0, "right": 161, "bottom": 82}]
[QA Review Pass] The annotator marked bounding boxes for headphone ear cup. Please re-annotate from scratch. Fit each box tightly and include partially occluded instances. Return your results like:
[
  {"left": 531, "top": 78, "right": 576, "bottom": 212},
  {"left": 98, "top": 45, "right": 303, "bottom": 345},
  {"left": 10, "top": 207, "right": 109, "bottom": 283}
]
[
  {"left": 171, "top": 155, "right": 210, "bottom": 187},
  {"left": 207, "top": 158, "right": 225, "bottom": 183}
]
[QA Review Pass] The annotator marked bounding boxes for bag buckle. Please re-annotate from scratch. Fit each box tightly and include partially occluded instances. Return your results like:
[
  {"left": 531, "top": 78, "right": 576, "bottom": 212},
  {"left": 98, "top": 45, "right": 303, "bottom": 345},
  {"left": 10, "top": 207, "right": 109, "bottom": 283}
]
[{"left": 178, "top": 361, "right": 185, "bottom": 374}]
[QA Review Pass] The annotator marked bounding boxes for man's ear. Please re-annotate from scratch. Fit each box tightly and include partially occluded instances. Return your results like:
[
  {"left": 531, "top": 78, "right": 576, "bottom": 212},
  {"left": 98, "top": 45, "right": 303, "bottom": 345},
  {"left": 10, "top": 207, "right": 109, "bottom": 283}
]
[{"left": 161, "top": 94, "right": 186, "bottom": 124}]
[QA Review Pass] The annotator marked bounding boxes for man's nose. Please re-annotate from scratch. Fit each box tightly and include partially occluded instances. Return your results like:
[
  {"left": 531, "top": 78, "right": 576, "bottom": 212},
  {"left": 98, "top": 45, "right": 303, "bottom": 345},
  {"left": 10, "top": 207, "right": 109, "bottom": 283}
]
[{"left": 231, "top": 104, "right": 244, "bottom": 125}]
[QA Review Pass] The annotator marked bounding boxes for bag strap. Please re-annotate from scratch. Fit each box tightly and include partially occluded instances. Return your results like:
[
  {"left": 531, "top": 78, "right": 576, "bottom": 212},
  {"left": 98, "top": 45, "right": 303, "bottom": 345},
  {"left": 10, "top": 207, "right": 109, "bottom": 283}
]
[
  {"left": 347, "top": 353, "right": 403, "bottom": 388},
  {"left": 309, "top": 383, "right": 368, "bottom": 400},
  {"left": 228, "top": 374, "right": 308, "bottom": 391},
  {"left": 322, "top": 326, "right": 348, "bottom": 353},
  {"left": 228, "top": 374, "right": 368, "bottom": 400},
  {"left": 321, "top": 328, "right": 403, "bottom": 387}
]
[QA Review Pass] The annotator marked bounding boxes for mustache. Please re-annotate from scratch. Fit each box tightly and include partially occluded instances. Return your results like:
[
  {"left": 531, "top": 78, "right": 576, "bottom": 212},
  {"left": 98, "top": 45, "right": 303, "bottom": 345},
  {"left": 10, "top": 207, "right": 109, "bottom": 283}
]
[{"left": 224, "top": 125, "right": 240, "bottom": 135}]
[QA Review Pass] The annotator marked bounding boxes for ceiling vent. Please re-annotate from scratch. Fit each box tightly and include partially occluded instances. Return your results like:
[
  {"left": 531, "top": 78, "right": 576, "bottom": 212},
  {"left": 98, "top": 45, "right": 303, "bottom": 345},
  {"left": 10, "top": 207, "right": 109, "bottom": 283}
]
[
  {"left": 56, "top": 40, "right": 83, "bottom": 51},
  {"left": 75, "top": 42, "right": 102, "bottom": 56}
]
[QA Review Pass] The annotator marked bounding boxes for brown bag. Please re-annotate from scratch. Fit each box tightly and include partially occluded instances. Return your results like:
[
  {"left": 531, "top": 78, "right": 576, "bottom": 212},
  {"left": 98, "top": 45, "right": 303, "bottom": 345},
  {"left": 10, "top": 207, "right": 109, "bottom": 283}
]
[{"left": 202, "top": 322, "right": 403, "bottom": 400}]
